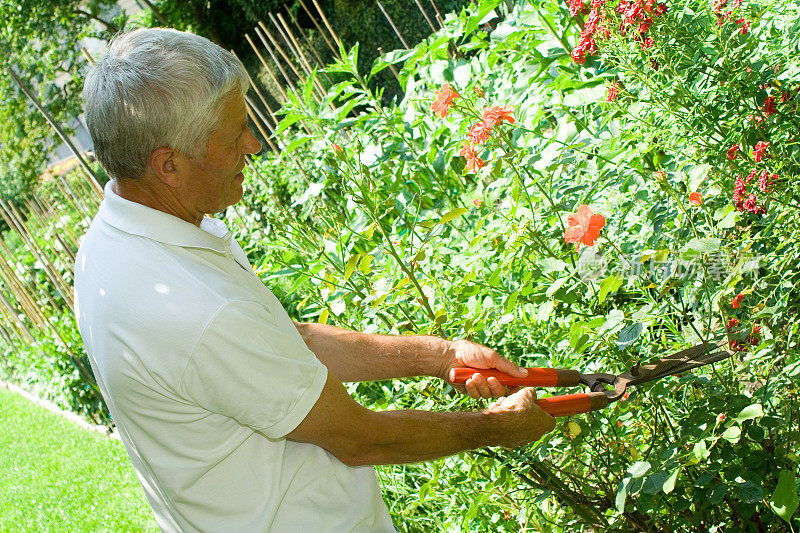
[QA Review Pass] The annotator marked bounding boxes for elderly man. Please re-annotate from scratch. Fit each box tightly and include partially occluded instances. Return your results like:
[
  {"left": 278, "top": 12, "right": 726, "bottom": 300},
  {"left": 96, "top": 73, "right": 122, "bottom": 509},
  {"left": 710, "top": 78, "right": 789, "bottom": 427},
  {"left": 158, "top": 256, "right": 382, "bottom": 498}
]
[{"left": 74, "top": 28, "right": 554, "bottom": 532}]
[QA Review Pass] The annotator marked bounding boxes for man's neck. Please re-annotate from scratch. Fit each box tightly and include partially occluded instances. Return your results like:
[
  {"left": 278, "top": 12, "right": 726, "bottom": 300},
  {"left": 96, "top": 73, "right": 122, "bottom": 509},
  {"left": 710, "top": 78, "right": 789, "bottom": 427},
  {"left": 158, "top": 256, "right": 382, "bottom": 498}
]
[{"left": 112, "top": 178, "right": 203, "bottom": 227}]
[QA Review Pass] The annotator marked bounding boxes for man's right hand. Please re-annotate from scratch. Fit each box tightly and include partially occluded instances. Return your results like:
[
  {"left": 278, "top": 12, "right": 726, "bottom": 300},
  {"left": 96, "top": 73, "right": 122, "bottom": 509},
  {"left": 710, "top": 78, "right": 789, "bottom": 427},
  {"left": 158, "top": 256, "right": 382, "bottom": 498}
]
[{"left": 486, "top": 388, "right": 556, "bottom": 448}]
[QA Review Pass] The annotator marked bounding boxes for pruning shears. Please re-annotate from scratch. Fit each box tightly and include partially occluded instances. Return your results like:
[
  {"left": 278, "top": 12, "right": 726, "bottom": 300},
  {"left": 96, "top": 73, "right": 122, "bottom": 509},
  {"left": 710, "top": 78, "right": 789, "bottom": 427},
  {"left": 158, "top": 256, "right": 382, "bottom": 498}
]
[{"left": 448, "top": 343, "right": 732, "bottom": 417}]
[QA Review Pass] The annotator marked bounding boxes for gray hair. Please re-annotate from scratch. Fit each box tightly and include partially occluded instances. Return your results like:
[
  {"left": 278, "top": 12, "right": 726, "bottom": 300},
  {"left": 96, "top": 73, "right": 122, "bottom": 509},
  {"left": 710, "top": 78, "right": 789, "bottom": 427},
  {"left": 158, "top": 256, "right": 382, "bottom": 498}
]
[{"left": 83, "top": 28, "right": 250, "bottom": 180}]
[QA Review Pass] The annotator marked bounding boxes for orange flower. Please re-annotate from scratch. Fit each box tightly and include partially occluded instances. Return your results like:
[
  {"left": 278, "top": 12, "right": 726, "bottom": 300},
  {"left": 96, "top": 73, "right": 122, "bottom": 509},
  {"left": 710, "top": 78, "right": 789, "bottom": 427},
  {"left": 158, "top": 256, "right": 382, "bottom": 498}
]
[
  {"left": 481, "top": 105, "right": 515, "bottom": 127},
  {"left": 468, "top": 121, "right": 493, "bottom": 145},
  {"left": 473, "top": 198, "right": 483, "bottom": 207},
  {"left": 431, "top": 83, "right": 460, "bottom": 118},
  {"left": 564, "top": 205, "right": 606, "bottom": 250},
  {"left": 689, "top": 192, "right": 703, "bottom": 205},
  {"left": 459, "top": 142, "right": 485, "bottom": 173}
]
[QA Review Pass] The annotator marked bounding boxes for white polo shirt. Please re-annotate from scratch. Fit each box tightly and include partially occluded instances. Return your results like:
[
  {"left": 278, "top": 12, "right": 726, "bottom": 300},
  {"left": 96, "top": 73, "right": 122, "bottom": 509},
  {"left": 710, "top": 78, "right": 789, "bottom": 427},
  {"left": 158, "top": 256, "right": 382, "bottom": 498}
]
[{"left": 74, "top": 181, "right": 395, "bottom": 532}]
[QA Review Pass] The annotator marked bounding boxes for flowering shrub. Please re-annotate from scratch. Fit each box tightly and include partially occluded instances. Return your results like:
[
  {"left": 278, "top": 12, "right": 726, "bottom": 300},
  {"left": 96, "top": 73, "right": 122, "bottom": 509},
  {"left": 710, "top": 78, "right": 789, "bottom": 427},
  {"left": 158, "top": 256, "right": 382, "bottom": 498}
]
[{"left": 237, "top": 0, "right": 799, "bottom": 530}]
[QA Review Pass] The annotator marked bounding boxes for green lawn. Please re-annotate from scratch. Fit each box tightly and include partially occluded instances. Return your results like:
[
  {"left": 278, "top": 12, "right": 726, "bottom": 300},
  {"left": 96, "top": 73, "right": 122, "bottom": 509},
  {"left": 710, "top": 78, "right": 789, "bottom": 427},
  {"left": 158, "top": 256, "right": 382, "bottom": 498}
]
[{"left": 0, "top": 387, "right": 158, "bottom": 532}]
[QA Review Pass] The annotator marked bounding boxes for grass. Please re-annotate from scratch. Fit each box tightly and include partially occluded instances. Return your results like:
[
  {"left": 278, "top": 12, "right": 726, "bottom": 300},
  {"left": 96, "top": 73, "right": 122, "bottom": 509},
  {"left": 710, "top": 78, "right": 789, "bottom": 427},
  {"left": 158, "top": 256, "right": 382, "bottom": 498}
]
[{"left": 0, "top": 387, "right": 158, "bottom": 532}]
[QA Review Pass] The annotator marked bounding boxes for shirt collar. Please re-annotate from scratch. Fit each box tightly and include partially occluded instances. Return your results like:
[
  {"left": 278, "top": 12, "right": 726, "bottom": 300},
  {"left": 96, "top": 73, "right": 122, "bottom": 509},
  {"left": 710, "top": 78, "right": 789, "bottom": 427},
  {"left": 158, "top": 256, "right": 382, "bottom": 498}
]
[{"left": 98, "top": 180, "right": 232, "bottom": 254}]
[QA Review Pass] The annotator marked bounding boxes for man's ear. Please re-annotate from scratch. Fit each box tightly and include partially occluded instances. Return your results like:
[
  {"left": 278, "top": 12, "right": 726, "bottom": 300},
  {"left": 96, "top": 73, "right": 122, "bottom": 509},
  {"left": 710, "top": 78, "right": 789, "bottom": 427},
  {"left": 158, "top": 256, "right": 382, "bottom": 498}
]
[{"left": 149, "top": 147, "right": 183, "bottom": 188}]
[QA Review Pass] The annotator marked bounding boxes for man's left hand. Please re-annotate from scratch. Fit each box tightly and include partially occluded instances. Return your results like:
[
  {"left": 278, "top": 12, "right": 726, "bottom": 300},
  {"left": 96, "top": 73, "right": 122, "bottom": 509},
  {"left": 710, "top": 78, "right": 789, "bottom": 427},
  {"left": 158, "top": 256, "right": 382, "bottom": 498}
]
[{"left": 437, "top": 339, "right": 528, "bottom": 399}]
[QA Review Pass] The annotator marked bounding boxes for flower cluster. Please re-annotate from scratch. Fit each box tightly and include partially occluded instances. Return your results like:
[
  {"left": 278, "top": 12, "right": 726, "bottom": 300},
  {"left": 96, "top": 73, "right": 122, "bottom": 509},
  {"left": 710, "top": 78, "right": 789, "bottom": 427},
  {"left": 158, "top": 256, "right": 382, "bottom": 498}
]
[
  {"left": 567, "top": 0, "right": 668, "bottom": 64},
  {"left": 732, "top": 169, "right": 775, "bottom": 214},
  {"left": 726, "top": 317, "right": 761, "bottom": 351},
  {"left": 459, "top": 104, "right": 515, "bottom": 173},
  {"left": 564, "top": 204, "right": 606, "bottom": 250}
]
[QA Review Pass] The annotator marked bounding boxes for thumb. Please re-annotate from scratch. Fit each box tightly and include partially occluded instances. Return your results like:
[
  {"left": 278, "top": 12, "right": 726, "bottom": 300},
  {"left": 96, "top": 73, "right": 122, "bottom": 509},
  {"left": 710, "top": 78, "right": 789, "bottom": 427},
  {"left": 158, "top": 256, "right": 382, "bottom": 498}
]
[{"left": 493, "top": 355, "right": 528, "bottom": 378}]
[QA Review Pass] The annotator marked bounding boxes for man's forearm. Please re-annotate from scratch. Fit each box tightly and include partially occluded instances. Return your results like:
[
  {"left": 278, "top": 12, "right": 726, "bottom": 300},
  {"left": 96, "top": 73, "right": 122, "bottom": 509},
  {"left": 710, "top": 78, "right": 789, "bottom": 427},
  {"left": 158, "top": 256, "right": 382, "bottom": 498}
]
[
  {"left": 286, "top": 371, "right": 556, "bottom": 467},
  {"left": 294, "top": 322, "right": 445, "bottom": 381}
]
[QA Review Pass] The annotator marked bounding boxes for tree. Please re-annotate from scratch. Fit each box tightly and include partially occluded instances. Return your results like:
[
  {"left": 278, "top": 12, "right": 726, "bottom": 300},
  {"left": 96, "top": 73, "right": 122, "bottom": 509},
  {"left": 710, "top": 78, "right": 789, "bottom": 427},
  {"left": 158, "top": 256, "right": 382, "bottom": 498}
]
[{"left": 0, "top": 0, "right": 121, "bottom": 204}]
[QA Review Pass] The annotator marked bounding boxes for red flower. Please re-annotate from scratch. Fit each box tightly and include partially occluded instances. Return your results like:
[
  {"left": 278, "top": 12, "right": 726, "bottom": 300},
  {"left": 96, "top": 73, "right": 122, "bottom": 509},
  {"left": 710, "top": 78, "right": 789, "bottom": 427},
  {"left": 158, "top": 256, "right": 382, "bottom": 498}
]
[
  {"left": 727, "top": 317, "right": 740, "bottom": 330},
  {"left": 474, "top": 85, "right": 485, "bottom": 98},
  {"left": 763, "top": 96, "right": 777, "bottom": 117},
  {"left": 468, "top": 121, "right": 493, "bottom": 146},
  {"left": 606, "top": 81, "right": 621, "bottom": 102},
  {"left": 732, "top": 292, "right": 744, "bottom": 308},
  {"left": 473, "top": 198, "right": 483, "bottom": 207},
  {"left": 753, "top": 141, "right": 770, "bottom": 162},
  {"left": 564, "top": 205, "right": 606, "bottom": 250},
  {"left": 689, "top": 192, "right": 703, "bottom": 205},
  {"left": 717, "top": 413, "right": 726, "bottom": 423},
  {"left": 459, "top": 142, "right": 485, "bottom": 173},
  {"left": 736, "top": 18, "right": 750, "bottom": 34},
  {"left": 568, "top": 0, "right": 585, "bottom": 16},
  {"left": 431, "top": 83, "right": 460, "bottom": 118},
  {"left": 482, "top": 105, "right": 516, "bottom": 127},
  {"left": 758, "top": 171, "right": 776, "bottom": 193},
  {"left": 640, "top": 37, "right": 655, "bottom": 49},
  {"left": 727, "top": 143, "right": 739, "bottom": 160}
]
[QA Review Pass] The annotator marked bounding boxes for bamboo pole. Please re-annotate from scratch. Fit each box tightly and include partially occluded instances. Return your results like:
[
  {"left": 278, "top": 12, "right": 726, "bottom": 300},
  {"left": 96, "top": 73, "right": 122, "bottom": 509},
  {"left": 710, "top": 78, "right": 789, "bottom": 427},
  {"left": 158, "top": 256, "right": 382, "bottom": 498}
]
[
  {"left": 231, "top": 50, "right": 281, "bottom": 129},
  {"left": 414, "top": 0, "right": 438, "bottom": 32},
  {"left": 429, "top": 0, "right": 445, "bottom": 28},
  {"left": 0, "top": 289, "right": 34, "bottom": 342},
  {"left": 6, "top": 66, "right": 103, "bottom": 195},
  {"left": 377, "top": 47, "right": 402, "bottom": 84},
  {"left": 254, "top": 27, "right": 301, "bottom": 97},
  {"left": 377, "top": 1, "right": 411, "bottom": 49},
  {"left": 0, "top": 200, "right": 74, "bottom": 312},
  {"left": 0, "top": 258, "right": 46, "bottom": 328},
  {"left": 273, "top": 12, "right": 328, "bottom": 98},
  {"left": 256, "top": 23, "right": 307, "bottom": 92},
  {"left": 309, "top": 0, "right": 343, "bottom": 51},
  {"left": 31, "top": 194, "right": 81, "bottom": 253},
  {"left": 0, "top": 237, "right": 68, "bottom": 331},
  {"left": 284, "top": 6, "right": 331, "bottom": 76},
  {"left": 244, "top": 34, "right": 289, "bottom": 102},
  {"left": 246, "top": 32, "right": 313, "bottom": 135},
  {"left": 243, "top": 95, "right": 280, "bottom": 152},
  {"left": 297, "top": 0, "right": 340, "bottom": 58}
]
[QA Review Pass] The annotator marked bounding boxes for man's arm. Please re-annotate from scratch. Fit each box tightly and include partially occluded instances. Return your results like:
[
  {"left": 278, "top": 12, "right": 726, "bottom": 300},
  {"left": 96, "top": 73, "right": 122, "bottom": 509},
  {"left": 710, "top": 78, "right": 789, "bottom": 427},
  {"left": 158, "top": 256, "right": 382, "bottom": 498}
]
[
  {"left": 285, "top": 372, "right": 556, "bottom": 466},
  {"left": 294, "top": 321, "right": 529, "bottom": 397}
]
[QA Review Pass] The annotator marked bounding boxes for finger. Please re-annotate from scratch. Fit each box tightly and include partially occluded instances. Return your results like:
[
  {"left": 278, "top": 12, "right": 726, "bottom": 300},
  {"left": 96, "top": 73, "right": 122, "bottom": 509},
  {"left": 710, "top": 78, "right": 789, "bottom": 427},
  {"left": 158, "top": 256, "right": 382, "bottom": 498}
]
[
  {"left": 489, "top": 352, "right": 528, "bottom": 378},
  {"left": 486, "top": 376, "right": 507, "bottom": 398},
  {"left": 490, "top": 396, "right": 507, "bottom": 409},
  {"left": 464, "top": 378, "right": 481, "bottom": 399},
  {"left": 470, "top": 373, "right": 494, "bottom": 399}
]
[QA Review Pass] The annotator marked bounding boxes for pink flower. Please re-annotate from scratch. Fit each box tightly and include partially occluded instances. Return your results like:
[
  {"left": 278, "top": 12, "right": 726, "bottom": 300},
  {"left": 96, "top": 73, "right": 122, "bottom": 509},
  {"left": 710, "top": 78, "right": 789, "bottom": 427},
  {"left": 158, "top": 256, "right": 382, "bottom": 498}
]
[
  {"left": 753, "top": 141, "right": 770, "bottom": 162},
  {"left": 481, "top": 105, "right": 515, "bottom": 127},
  {"left": 468, "top": 121, "right": 493, "bottom": 146},
  {"left": 431, "top": 83, "right": 460, "bottom": 118},
  {"left": 606, "top": 82, "right": 621, "bottom": 102},
  {"left": 564, "top": 205, "right": 606, "bottom": 250},
  {"left": 727, "top": 143, "right": 739, "bottom": 160},
  {"left": 459, "top": 142, "right": 485, "bottom": 173},
  {"left": 568, "top": 0, "right": 585, "bottom": 16}
]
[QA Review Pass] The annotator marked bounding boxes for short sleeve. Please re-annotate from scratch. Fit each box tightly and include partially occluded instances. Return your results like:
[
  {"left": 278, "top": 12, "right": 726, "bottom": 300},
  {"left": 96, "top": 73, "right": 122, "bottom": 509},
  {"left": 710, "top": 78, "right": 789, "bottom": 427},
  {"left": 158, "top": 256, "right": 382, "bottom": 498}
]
[{"left": 180, "top": 299, "right": 328, "bottom": 438}]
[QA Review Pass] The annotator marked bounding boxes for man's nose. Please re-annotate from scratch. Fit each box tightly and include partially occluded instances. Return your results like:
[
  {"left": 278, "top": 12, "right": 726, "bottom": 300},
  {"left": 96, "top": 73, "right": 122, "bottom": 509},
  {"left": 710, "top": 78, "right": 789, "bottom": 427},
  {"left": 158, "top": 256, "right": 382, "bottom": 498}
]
[{"left": 243, "top": 127, "right": 262, "bottom": 155}]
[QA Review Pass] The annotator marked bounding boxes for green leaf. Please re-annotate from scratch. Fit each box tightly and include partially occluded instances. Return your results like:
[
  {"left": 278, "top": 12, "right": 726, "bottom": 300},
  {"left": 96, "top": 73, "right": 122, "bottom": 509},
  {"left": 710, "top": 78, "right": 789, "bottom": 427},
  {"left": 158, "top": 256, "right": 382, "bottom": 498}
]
[
  {"left": 615, "top": 477, "right": 632, "bottom": 513},
  {"left": 617, "top": 323, "right": 644, "bottom": 349},
  {"left": 344, "top": 254, "right": 361, "bottom": 281},
  {"left": 628, "top": 461, "right": 652, "bottom": 478},
  {"left": 598, "top": 274, "right": 623, "bottom": 303},
  {"left": 438, "top": 207, "right": 468, "bottom": 225},
  {"left": 546, "top": 277, "right": 568, "bottom": 298},
  {"left": 664, "top": 467, "right": 682, "bottom": 494},
  {"left": 736, "top": 404, "right": 764, "bottom": 423},
  {"left": 722, "top": 425, "right": 742, "bottom": 443},
  {"left": 770, "top": 470, "right": 799, "bottom": 524},
  {"left": 680, "top": 237, "right": 721, "bottom": 256}
]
